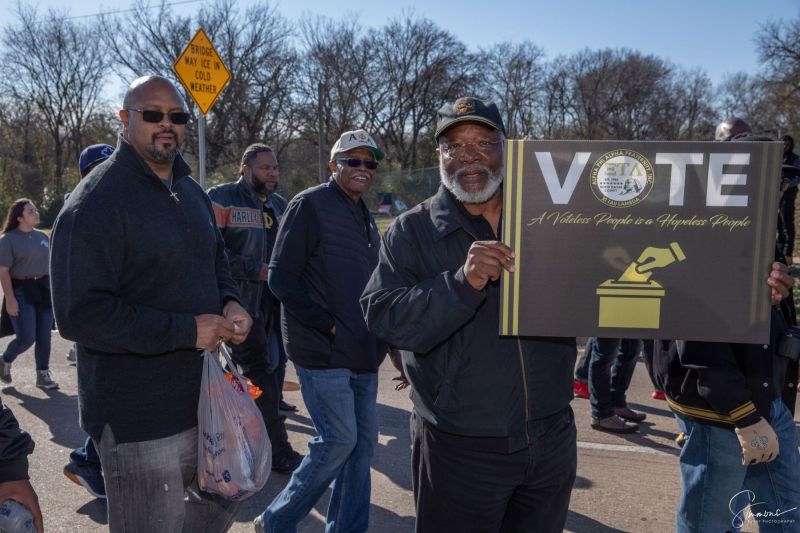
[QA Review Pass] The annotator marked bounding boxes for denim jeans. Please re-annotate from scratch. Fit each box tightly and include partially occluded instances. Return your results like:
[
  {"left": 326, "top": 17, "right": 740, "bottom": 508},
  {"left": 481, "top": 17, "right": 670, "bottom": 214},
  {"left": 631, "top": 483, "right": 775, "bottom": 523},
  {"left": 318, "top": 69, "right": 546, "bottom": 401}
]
[
  {"left": 260, "top": 365, "right": 378, "bottom": 533},
  {"left": 675, "top": 398, "right": 800, "bottom": 533},
  {"left": 70, "top": 435, "right": 101, "bottom": 471},
  {"left": 588, "top": 338, "right": 642, "bottom": 419},
  {"left": 2, "top": 288, "right": 53, "bottom": 369},
  {"left": 96, "top": 425, "right": 241, "bottom": 533},
  {"left": 272, "top": 332, "right": 289, "bottom": 400}
]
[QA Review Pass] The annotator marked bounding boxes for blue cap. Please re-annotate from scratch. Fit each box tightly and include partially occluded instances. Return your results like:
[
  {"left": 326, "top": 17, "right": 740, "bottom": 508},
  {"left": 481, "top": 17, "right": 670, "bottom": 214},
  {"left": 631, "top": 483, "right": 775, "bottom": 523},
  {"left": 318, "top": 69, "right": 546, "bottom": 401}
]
[{"left": 78, "top": 144, "right": 114, "bottom": 176}]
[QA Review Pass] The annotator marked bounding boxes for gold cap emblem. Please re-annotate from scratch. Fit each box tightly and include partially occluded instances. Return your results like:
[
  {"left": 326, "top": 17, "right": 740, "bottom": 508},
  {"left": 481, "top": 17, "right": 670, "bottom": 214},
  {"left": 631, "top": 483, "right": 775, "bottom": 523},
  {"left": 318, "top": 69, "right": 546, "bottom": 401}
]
[{"left": 454, "top": 98, "right": 475, "bottom": 115}]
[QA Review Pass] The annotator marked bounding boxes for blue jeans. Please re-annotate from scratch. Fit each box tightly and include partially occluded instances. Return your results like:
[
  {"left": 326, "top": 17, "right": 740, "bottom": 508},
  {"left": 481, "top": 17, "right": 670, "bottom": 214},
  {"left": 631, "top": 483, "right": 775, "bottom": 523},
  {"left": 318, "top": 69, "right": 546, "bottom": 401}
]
[
  {"left": 675, "top": 398, "right": 800, "bottom": 533},
  {"left": 266, "top": 331, "right": 281, "bottom": 374},
  {"left": 2, "top": 288, "right": 53, "bottom": 370},
  {"left": 260, "top": 365, "right": 378, "bottom": 533},
  {"left": 272, "top": 333, "right": 289, "bottom": 400},
  {"left": 70, "top": 435, "right": 102, "bottom": 471},
  {"left": 588, "top": 338, "right": 642, "bottom": 419}
]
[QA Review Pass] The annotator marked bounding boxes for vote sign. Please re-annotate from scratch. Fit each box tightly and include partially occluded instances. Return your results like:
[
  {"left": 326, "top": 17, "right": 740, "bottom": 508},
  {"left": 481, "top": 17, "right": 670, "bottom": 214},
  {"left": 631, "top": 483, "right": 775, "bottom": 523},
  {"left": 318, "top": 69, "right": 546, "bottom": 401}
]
[{"left": 499, "top": 140, "right": 783, "bottom": 343}]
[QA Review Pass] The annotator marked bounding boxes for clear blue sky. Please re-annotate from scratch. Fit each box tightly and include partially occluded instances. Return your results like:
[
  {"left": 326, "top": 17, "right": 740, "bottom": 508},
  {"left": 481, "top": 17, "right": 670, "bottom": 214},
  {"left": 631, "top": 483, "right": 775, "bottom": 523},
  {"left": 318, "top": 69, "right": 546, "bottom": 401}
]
[{"left": 2, "top": 0, "right": 799, "bottom": 85}]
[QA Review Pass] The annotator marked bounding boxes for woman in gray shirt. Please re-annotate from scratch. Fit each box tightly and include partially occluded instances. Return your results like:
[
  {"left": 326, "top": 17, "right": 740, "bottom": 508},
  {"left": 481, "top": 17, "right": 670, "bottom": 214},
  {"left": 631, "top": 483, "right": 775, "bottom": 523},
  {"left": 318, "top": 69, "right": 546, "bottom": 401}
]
[{"left": 0, "top": 199, "right": 58, "bottom": 389}]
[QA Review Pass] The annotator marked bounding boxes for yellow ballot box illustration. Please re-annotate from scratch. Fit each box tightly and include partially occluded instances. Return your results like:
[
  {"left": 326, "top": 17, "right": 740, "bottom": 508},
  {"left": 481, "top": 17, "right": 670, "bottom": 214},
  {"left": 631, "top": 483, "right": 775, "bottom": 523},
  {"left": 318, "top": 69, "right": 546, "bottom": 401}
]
[{"left": 597, "top": 242, "right": 686, "bottom": 329}]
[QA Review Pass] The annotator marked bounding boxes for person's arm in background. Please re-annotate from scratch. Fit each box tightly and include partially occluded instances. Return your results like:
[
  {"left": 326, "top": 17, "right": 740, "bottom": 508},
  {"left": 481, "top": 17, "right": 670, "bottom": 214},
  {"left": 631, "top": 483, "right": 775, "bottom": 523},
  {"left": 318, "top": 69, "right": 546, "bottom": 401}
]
[
  {"left": 0, "top": 267, "right": 16, "bottom": 318},
  {"left": 268, "top": 197, "right": 335, "bottom": 334},
  {"left": 203, "top": 194, "right": 251, "bottom": 344},
  {"left": 0, "top": 236, "right": 17, "bottom": 317},
  {"left": 0, "top": 400, "right": 41, "bottom": 533},
  {"left": 208, "top": 191, "right": 266, "bottom": 281}
]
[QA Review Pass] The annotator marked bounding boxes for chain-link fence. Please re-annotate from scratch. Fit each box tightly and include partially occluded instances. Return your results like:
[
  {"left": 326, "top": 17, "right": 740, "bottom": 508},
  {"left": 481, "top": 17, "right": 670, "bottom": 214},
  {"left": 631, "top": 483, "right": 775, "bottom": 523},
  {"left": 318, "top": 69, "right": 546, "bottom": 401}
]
[{"left": 365, "top": 166, "right": 440, "bottom": 215}]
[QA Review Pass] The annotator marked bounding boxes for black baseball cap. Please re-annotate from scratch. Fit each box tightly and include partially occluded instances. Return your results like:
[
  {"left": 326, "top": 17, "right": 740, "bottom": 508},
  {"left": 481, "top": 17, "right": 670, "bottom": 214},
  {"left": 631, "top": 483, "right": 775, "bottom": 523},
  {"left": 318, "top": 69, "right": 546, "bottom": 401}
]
[{"left": 435, "top": 97, "right": 506, "bottom": 139}]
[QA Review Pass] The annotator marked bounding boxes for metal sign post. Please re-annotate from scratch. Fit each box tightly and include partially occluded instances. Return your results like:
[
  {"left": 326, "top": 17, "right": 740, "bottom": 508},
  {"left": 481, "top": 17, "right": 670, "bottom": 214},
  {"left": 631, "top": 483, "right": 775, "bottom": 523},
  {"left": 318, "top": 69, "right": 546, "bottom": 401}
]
[{"left": 198, "top": 115, "right": 206, "bottom": 190}]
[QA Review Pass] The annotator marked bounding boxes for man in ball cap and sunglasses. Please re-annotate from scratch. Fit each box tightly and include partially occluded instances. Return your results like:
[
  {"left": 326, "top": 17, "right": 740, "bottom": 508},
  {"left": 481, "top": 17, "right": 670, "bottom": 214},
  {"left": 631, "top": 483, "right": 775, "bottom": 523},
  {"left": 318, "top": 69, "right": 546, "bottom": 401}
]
[
  {"left": 255, "top": 129, "right": 389, "bottom": 532},
  {"left": 50, "top": 75, "right": 252, "bottom": 532}
]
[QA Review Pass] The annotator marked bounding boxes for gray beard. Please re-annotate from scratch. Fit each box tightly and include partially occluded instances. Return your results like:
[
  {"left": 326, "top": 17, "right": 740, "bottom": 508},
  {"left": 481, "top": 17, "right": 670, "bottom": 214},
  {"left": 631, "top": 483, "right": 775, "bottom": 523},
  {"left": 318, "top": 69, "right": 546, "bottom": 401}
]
[
  {"left": 440, "top": 161, "right": 504, "bottom": 204},
  {"left": 146, "top": 143, "right": 179, "bottom": 163}
]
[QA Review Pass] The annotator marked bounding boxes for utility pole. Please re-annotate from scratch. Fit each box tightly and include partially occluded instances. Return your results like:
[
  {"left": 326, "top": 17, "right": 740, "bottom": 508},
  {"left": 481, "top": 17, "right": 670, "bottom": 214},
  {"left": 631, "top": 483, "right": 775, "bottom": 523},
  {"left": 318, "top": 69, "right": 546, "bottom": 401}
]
[{"left": 317, "top": 82, "right": 326, "bottom": 183}]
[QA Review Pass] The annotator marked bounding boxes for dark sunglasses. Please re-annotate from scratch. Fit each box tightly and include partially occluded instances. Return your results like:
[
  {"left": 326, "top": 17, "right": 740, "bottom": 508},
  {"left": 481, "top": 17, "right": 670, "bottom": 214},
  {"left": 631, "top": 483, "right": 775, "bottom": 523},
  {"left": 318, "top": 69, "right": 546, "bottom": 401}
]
[
  {"left": 127, "top": 108, "right": 191, "bottom": 125},
  {"left": 336, "top": 158, "right": 378, "bottom": 170}
]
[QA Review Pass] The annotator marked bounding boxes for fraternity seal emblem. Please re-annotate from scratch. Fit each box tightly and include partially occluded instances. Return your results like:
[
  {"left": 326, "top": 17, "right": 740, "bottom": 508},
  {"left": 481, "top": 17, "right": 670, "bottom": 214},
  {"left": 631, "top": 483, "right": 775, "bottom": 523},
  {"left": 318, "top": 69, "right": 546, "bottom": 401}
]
[
  {"left": 590, "top": 149, "right": 654, "bottom": 208},
  {"left": 454, "top": 98, "right": 475, "bottom": 115}
]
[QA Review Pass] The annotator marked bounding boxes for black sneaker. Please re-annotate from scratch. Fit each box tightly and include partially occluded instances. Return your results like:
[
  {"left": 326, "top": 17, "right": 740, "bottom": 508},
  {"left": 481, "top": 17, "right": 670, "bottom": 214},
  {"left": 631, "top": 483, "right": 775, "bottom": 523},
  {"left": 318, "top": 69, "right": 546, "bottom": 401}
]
[
  {"left": 278, "top": 400, "right": 297, "bottom": 413},
  {"left": 63, "top": 462, "right": 106, "bottom": 499},
  {"left": 272, "top": 449, "right": 303, "bottom": 474}
]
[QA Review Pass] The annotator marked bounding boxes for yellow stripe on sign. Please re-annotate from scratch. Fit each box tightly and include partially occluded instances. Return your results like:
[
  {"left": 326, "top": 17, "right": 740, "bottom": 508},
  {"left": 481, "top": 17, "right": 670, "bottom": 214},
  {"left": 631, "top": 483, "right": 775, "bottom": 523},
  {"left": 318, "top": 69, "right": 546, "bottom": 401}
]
[
  {"left": 502, "top": 141, "right": 515, "bottom": 335},
  {"left": 512, "top": 140, "right": 524, "bottom": 336}
]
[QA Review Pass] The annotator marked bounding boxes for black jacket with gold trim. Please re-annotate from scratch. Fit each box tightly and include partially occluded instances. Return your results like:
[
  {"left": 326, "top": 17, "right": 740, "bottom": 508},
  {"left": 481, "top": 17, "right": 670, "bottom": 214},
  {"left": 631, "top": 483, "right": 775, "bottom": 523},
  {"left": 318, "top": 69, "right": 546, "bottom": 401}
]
[
  {"left": 207, "top": 177, "right": 287, "bottom": 319},
  {"left": 650, "top": 301, "right": 798, "bottom": 429}
]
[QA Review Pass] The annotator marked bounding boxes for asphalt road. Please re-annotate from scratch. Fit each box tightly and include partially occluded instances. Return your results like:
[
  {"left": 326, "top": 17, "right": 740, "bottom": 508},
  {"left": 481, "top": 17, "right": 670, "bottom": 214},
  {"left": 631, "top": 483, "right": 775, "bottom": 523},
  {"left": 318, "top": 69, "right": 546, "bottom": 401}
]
[{"left": 2, "top": 334, "right": 795, "bottom": 532}]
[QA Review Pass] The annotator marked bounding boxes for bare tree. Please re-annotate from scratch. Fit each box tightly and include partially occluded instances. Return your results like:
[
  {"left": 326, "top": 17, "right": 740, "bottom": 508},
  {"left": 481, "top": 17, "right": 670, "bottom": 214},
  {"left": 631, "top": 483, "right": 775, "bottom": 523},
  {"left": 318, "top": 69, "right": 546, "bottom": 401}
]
[
  {"left": 477, "top": 42, "right": 546, "bottom": 138},
  {"left": 1, "top": 3, "right": 109, "bottom": 196},
  {"left": 297, "top": 16, "right": 371, "bottom": 150},
  {"left": 756, "top": 17, "right": 800, "bottom": 135},
  {"left": 103, "top": 0, "right": 297, "bottom": 177},
  {"left": 717, "top": 72, "right": 784, "bottom": 136},
  {"left": 369, "top": 14, "right": 474, "bottom": 167}
]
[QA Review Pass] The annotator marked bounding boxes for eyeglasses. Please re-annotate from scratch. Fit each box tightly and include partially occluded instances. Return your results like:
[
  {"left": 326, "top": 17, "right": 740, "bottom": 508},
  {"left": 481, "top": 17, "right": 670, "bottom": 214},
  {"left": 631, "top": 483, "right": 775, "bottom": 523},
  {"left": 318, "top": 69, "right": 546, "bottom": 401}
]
[
  {"left": 336, "top": 158, "right": 379, "bottom": 170},
  {"left": 440, "top": 139, "right": 502, "bottom": 159},
  {"left": 127, "top": 108, "right": 191, "bottom": 125}
]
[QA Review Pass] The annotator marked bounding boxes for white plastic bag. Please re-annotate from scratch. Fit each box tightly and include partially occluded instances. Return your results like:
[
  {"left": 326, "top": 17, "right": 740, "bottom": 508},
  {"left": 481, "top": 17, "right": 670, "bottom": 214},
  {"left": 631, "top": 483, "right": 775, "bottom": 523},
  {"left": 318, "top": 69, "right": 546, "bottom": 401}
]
[{"left": 197, "top": 345, "right": 271, "bottom": 501}]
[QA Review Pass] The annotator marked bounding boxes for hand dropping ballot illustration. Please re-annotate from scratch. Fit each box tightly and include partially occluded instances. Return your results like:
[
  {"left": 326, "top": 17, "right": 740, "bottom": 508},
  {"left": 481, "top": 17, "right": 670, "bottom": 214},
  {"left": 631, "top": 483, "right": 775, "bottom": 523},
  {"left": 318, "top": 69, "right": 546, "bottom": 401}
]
[{"left": 596, "top": 242, "right": 686, "bottom": 329}]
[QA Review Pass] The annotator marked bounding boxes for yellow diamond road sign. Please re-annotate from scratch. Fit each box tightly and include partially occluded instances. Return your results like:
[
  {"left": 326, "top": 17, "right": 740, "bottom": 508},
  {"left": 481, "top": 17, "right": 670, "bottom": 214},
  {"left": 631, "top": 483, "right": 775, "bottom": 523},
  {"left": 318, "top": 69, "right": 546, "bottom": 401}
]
[{"left": 173, "top": 28, "right": 231, "bottom": 115}]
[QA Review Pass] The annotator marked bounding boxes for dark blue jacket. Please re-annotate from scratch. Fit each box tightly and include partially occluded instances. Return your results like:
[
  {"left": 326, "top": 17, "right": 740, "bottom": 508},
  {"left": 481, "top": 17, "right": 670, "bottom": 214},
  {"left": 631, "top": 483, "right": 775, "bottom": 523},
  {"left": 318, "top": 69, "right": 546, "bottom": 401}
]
[{"left": 269, "top": 179, "right": 386, "bottom": 372}]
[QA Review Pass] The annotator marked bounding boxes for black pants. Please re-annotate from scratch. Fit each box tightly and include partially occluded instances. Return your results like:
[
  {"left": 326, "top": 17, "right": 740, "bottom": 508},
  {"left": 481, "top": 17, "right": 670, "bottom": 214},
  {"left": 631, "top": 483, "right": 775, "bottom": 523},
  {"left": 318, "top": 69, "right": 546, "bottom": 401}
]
[
  {"left": 778, "top": 186, "right": 797, "bottom": 257},
  {"left": 228, "top": 307, "right": 291, "bottom": 458},
  {"left": 410, "top": 408, "right": 577, "bottom": 533}
]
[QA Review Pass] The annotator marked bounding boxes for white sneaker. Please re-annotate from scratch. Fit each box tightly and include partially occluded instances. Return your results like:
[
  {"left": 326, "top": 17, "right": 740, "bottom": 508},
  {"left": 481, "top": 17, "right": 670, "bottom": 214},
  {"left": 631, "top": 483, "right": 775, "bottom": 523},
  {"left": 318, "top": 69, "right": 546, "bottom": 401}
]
[{"left": 36, "top": 370, "right": 58, "bottom": 390}]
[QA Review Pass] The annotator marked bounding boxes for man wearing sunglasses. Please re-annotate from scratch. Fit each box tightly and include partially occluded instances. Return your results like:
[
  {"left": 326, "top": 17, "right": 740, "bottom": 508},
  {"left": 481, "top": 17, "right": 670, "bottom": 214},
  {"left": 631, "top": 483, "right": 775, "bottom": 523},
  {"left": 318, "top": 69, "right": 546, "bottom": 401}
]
[
  {"left": 255, "top": 130, "right": 387, "bottom": 533},
  {"left": 50, "top": 75, "right": 252, "bottom": 532}
]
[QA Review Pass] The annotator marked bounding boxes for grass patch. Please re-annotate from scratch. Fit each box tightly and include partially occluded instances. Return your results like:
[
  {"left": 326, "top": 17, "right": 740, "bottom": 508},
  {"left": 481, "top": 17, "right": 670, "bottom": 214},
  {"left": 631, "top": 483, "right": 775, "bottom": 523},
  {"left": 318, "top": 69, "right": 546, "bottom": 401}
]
[{"left": 374, "top": 216, "right": 395, "bottom": 234}]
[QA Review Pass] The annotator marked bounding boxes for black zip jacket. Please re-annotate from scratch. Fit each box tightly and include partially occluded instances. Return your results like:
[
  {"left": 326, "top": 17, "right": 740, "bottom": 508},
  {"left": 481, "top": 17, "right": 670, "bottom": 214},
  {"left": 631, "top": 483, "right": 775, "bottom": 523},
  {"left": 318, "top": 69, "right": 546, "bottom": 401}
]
[
  {"left": 269, "top": 179, "right": 386, "bottom": 372},
  {"left": 50, "top": 137, "right": 240, "bottom": 443},
  {"left": 361, "top": 186, "right": 576, "bottom": 453},
  {"left": 650, "top": 300, "right": 799, "bottom": 429},
  {"left": 0, "top": 401, "right": 33, "bottom": 483},
  {"left": 207, "top": 177, "right": 287, "bottom": 319}
]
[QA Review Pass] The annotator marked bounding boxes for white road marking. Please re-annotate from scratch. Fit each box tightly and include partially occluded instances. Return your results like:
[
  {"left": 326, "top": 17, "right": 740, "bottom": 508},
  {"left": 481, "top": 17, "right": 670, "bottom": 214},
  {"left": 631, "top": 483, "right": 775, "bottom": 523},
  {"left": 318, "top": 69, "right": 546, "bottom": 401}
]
[{"left": 577, "top": 440, "right": 675, "bottom": 456}]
